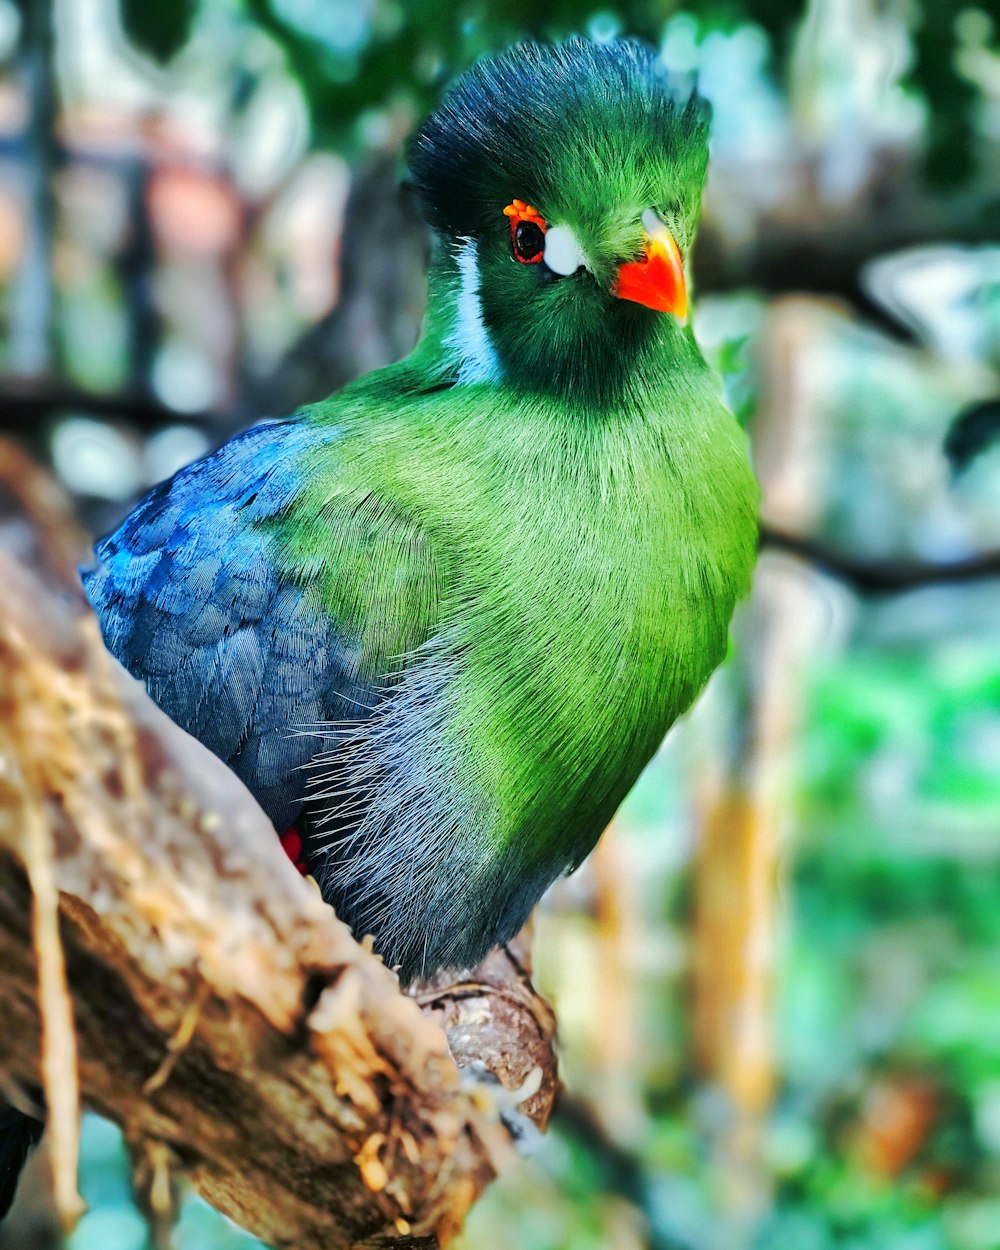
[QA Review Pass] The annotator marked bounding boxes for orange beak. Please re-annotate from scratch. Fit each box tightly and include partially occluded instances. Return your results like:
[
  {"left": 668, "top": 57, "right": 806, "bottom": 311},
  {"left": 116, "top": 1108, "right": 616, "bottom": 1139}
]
[{"left": 612, "top": 220, "right": 688, "bottom": 319}]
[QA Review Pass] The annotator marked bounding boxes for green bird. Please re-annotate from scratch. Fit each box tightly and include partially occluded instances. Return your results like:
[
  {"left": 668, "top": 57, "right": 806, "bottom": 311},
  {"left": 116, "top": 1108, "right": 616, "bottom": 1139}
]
[{"left": 85, "top": 37, "right": 759, "bottom": 982}]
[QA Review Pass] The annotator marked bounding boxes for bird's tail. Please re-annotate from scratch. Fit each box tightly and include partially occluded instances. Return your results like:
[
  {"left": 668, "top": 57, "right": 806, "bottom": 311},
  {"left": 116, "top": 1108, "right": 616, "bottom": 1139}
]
[{"left": 0, "top": 1100, "right": 43, "bottom": 1220}]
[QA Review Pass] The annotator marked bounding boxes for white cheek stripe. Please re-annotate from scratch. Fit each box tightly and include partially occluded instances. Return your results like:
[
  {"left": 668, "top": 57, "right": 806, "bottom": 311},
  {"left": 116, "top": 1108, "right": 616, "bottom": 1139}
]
[{"left": 447, "top": 240, "right": 503, "bottom": 384}]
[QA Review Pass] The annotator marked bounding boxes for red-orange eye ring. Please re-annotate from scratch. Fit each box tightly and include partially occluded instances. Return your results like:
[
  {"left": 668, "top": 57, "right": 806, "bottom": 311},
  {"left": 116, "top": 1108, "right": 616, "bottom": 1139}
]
[{"left": 503, "top": 199, "right": 547, "bottom": 263}]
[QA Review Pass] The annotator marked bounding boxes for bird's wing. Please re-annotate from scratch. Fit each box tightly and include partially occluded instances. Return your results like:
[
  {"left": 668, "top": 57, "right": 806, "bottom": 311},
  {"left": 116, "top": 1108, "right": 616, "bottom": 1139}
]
[{"left": 84, "top": 419, "right": 373, "bottom": 829}]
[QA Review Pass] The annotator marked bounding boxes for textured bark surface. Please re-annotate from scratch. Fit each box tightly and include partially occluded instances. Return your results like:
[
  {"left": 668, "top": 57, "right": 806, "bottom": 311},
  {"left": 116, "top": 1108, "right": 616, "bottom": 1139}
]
[{"left": 0, "top": 439, "right": 557, "bottom": 1248}]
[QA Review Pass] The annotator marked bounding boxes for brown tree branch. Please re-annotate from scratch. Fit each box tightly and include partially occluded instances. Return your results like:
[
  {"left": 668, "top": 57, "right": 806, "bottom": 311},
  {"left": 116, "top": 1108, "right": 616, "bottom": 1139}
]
[
  {"left": 759, "top": 523, "right": 1000, "bottom": 594},
  {"left": 0, "top": 375, "right": 242, "bottom": 436},
  {"left": 0, "top": 439, "right": 557, "bottom": 1248}
]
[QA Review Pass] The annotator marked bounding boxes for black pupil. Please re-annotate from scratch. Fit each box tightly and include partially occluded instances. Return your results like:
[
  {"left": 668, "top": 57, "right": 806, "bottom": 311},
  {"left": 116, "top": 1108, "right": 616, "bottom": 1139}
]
[{"left": 514, "top": 220, "right": 544, "bottom": 261}]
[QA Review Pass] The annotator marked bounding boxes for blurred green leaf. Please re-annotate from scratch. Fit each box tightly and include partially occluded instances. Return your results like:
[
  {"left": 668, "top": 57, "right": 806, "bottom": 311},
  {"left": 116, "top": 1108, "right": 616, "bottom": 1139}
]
[{"left": 119, "top": 0, "right": 199, "bottom": 63}]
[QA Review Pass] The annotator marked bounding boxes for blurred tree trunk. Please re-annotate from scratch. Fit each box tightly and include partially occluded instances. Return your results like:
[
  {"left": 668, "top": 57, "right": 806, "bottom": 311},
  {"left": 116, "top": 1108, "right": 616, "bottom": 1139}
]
[
  {"left": 690, "top": 299, "right": 841, "bottom": 1247},
  {"left": 259, "top": 157, "right": 428, "bottom": 414},
  {"left": 10, "top": 0, "right": 58, "bottom": 377},
  {"left": 117, "top": 156, "right": 161, "bottom": 398}
]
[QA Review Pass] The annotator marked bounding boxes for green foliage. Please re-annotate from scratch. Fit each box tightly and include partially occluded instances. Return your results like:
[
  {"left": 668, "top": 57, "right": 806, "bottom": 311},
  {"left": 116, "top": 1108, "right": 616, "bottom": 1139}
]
[
  {"left": 118, "top": 0, "right": 199, "bottom": 63},
  {"left": 99, "top": 0, "right": 1000, "bottom": 195},
  {"left": 905, "top": 0, "right": 998, "bottom": 186}
]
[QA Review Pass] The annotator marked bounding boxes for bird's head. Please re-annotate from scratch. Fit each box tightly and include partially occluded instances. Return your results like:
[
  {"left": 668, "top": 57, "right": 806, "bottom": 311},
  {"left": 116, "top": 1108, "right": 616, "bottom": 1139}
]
[{"left": 409, "top": 37, "right": 710, "bottom": 399}]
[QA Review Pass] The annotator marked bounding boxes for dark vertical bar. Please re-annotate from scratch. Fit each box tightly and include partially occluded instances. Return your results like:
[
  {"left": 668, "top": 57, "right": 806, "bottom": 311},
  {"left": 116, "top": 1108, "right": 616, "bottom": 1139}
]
[
  {"left": 117, "top": 154, "right": 160, "bottom": 395},
  {"left": 10, "top": 0, "right": 58, "bottom": 376}
]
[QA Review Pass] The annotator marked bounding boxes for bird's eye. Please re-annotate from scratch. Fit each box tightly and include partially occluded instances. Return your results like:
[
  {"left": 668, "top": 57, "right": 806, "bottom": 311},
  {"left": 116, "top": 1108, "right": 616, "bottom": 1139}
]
[
  {"left": 503, "top": 199, "right": 547, "bottom": 264},
  {"left": 514, "top": 220, "right": 545, "bottom": 262}
]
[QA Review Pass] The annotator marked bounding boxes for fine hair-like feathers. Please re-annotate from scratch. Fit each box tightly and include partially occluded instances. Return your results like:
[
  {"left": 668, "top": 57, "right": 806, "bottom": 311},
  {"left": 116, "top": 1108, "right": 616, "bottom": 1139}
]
[
  {"left": 411, "top": 38, "right": 712, "bottom": 399},
  {"left": 410, "top": 38, "right": 710, "bottom": 246},
  {"left": 85, "top": 37, "right": 759, "bottom": 981}
]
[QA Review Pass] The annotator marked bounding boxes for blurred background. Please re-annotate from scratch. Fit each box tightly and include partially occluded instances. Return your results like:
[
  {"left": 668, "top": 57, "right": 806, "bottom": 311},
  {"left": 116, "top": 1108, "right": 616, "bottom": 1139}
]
[{"left": 1, "top": 0, "right": 999, "bottom": 1248}]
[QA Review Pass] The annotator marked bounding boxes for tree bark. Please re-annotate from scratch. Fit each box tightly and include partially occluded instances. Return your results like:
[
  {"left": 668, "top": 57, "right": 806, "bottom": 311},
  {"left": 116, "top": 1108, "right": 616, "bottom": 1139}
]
[{"left": 0, "top": 438, "right": 557, "bottom": 1248}]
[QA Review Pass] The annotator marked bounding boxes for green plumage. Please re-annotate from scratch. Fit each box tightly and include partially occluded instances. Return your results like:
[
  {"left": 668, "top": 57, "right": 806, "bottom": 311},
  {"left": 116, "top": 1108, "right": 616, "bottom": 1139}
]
[
  {"left": 273, "top": 41, "right": 758, "bottom": 973},
  {"left": 87, "top": 38, "right": 759, "bottom": 979}
]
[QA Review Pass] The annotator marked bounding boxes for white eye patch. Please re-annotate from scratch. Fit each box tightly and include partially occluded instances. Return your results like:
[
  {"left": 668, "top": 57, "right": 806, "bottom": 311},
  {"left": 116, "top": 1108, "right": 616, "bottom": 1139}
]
[
  {"left": 543, "top": 224, "right": 586, "bottom": 276},
  {"left": 642, "top": 208, "right": 666, "bottom": 236}
]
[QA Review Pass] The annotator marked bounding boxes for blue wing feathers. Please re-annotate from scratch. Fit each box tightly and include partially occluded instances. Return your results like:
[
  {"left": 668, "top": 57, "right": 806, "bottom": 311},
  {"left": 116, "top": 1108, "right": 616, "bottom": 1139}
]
[{"left": 84, "top": 418, "right": 356, "bottom": 829}]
